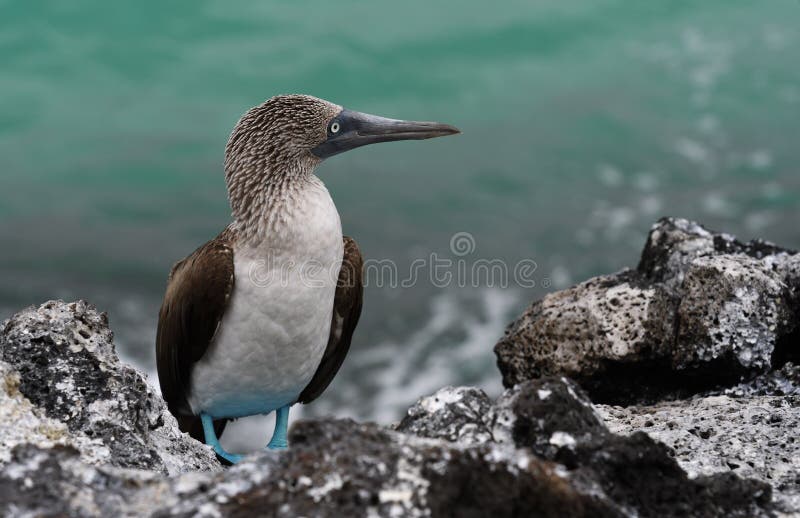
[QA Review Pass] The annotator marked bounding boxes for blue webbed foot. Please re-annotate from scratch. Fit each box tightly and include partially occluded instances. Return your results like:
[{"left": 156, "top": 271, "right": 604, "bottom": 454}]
[
  {"left": 266, "top": 405, "right": 290, "bottom": 450},
  {"left": 200, "top": 413, "right": 243, "bottom": 465}
]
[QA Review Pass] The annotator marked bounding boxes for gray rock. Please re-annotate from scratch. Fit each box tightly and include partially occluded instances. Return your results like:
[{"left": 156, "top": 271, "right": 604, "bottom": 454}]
[
  {"left": 637, "top": 218, "right": 799, "bottom": 375},
  {"left": 399, "top": 379, "right": 774, "bottom": 518},
  {"left": 0, "top": 362, "right": 109, "bottom": 467},
  {"left": 598, "top": 392, "right": 800, "bottom": 516},
  {"left": 495, "top": 217, "right": 800, "bottom": 404},
  {"left": 492, "top": 217, "right": 800, "bottom": 514},
  {"left": 489, "top": 377, "right": 608, "bottom": 459},
  {"left": 494, "top": 270, "right": 677, "bottom": 401},
  {"left": 0, "top": 385, "right": 776, "bottom": 518},
  {"left": 673, "top": 254, "right": 791, "bottom": 373},
  {"left": 395, "top": 386, "right": 494, "bottom": 445},
  {"left": 0, "top": 421, "right": 620, "bottom": 518},
  {"left": 0, "top": 445, "right": 164, "bottom": 517},
  {"left": 395, "top": 380, "right": 609, "bottom": 459},
  {"left": 638, "top": 218, "right": 793, "bottom": 290},
  {"left": 723, "top": 362, "right": 800, "bottom": 397},
  {"left": 0, "top": 300, "right": 220, "bottom": 475}
]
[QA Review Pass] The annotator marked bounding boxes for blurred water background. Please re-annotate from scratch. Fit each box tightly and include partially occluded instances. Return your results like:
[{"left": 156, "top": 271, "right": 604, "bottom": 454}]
[{"left": 2, "top": 1, "right": 799, "bottom": 432}]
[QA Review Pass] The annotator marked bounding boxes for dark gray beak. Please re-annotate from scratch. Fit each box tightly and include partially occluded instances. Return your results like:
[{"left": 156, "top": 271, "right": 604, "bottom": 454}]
[{"left": 311, "top": 108, "right": 460, "bottom": 159}]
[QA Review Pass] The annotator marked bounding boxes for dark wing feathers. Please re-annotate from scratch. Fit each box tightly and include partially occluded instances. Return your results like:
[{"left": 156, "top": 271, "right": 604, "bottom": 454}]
[
  {"left": 298, "top": 236, "right": 364, "bottom": 404},
  {"left": 156, "top": 232, "right": 235, "bottom": 420}
]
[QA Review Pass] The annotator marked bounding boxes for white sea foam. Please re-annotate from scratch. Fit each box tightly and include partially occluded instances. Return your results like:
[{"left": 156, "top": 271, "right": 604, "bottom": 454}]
[
  {"left": 745, "top": 211, "right": 776, "bottom": 233},
  {"left": 597, "top": 164, "right": 623, "bottom": 187},
  {"left": 702, "top": 192, "right": 733, "bottom": 217},
  {"left": 748, "top": 150, "right": 773, "bottom": 170},
  {"left": 633, "top": 172, "right": 659, "bottom": 192},
  {"left": 638, "top": 195, "right": 663, "bottom": 216},
  {"left": 549, "top": 265, "right": 572, "bottom": 289},
  {"left": 347, "top": 288, "right": 520, "bottom": 424},
  {"left": 675, "top": 137, "right": 711, "bottom": 164}
]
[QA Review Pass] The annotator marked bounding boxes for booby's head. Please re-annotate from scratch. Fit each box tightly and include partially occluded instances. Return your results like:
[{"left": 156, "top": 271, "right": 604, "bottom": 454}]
[
  {"left": 225, "top": 94, "right": 459, "bottom": 177},
  {"left": 225, "top": 94, "right": 459, "bottom": 228}
]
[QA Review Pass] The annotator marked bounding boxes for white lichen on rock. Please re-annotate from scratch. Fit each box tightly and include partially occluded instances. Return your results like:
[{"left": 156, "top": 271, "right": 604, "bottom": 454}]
[
  {"left": 0, "top": 364, "right": 109, "bottom": 466},
  {"left": 0, "top": 300, "right": 220, "bottom": 475}
]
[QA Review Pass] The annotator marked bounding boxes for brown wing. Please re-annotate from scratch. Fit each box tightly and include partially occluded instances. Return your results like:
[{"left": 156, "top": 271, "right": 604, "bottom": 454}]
[
  {"left": 298, "top": 236, "right": 364, "bottom": 404},
  {"left": 156, "top": 230, "right": 235, "bottom": 423}
]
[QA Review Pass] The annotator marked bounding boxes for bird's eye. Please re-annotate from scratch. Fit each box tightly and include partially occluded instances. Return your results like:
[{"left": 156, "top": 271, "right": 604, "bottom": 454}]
[{"left": 330, "top": 121, "right": 340, "bottom": 134}]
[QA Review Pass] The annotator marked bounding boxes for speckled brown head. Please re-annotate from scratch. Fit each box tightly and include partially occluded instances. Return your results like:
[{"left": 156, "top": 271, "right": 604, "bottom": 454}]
[{"left": 224, "top": 94, "right": 459, "bottom": 228}]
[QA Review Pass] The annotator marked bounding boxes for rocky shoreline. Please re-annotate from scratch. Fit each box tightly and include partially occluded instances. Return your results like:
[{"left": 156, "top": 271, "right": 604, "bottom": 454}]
[{"left": 0, "top": 218, "right": 797, "bottom": 517}]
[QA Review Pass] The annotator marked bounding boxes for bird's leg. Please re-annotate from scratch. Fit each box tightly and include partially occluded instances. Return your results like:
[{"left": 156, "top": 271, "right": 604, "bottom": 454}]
[
  {"left": 266, "top": 405, "right": 290, "bottom": 450},
  {"left": 200, "top": 412, "right": 243, "bottom": 464}
]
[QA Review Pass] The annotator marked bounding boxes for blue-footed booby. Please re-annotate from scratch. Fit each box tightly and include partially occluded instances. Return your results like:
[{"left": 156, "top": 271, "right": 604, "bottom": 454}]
[{"left": 156, "top": 95, "right": 459, "bottom": 463}]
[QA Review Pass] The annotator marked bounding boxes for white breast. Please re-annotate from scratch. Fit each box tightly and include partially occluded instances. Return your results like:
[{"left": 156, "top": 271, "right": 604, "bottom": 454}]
[{"left": 188, "top": 177, "right": 344, "bottom": 418}]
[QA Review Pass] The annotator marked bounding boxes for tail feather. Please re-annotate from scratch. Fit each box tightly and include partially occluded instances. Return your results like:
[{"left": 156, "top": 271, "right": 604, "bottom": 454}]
[{"left": 177, "top": 414, "right": 229, "bottom": 442}]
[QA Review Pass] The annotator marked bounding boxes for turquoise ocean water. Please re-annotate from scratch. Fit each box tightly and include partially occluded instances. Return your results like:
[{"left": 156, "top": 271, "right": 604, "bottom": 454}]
[{"left": 1, "top": 1, "right": 799, "bottom": 426}]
